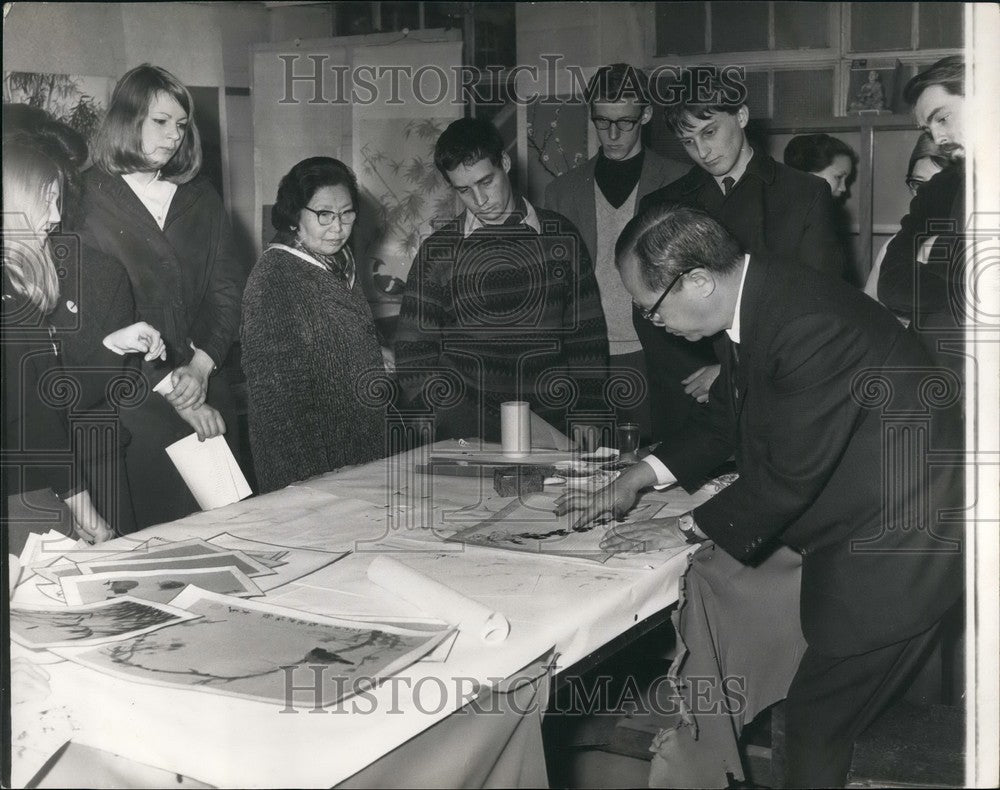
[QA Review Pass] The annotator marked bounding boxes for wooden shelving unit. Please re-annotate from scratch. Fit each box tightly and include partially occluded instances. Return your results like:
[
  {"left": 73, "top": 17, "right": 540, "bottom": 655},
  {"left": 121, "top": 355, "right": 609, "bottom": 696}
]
[{"left": 761, "top": 114, "right": 920, "bottom": 279}]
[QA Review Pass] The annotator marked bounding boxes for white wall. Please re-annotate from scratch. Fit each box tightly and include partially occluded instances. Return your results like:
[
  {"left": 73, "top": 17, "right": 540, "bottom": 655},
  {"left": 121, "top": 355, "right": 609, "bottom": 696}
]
[
  {"left": 4, "top": 3, "right": 127, "bottom": 76},
  {"left": 268, "top": 3, "right": 333, "bottom": 43},
  {"left": 120, "top": 3, "right": 225, "bottom": 87},
  {"left": 217, "top": 3, "right": 271, "bottom": 261},
  {"left": 516, "top": 2, "right": 646, "bottom": 71}
]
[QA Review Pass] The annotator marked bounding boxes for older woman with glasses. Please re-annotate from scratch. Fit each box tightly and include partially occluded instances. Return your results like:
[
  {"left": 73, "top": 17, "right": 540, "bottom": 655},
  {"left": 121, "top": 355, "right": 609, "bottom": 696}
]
[
  {"left": 864, "top": 133, "right": 950, "bottom": 302},
  {"left": 241, "top": 157, "right": 387, "bottom": 493}
]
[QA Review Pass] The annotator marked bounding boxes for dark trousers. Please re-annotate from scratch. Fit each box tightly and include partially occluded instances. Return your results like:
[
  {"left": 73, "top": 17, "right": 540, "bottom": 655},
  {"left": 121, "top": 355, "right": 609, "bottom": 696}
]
[{"left": 784, "top": 622, "right": 941, "bottom": 788}]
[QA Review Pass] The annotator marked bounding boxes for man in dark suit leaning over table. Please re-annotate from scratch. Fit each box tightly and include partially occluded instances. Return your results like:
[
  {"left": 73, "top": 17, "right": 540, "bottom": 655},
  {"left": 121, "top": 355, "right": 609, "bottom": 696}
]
[
  {"left": 559, "top": 204, "right": 963, "bottom": 787},
  {"left": 636, "top": 70, "right": 848, "bottom": 439},
  {"left": 544, "top": 63, "right": 686, "bottom": 439}
]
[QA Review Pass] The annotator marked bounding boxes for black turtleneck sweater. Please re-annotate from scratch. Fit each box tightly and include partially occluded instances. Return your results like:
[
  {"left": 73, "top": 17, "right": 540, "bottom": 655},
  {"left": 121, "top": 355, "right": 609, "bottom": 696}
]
[{"left": 594, "top": 149, "right": 646, "bottom": 209}]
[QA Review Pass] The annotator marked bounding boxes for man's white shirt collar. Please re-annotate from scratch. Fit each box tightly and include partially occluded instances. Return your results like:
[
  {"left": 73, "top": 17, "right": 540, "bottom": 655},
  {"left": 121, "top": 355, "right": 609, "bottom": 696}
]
[
  {"left": 713, "top": 145, "right": 754, "bottom": 193},
  {"left": 462, "top": 198, "right": 541, "bottom": 238},
  {"left": 726, "top": 253, "right": 752, "bottom": 344}
]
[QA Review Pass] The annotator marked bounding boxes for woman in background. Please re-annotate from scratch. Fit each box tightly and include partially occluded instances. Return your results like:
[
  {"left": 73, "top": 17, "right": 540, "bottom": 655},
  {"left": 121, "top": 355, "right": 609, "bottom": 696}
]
[
  {"left": 784, "top": 133, "right": 859, "bottom": 283},
  {"left": 80, "top": 63, "right": 245, "bottom": 529},
  {"left": 3, "top": 140, "right": 165, "bottom": 550},
  {"left": 864, "top": 133, "right": 949, "bottom": 302},
  {"left": 241, "top": 157, "right": 386, "bottom": 493},
  {"left": 783, "top": 133, "right": 858, "bottom": 202}
]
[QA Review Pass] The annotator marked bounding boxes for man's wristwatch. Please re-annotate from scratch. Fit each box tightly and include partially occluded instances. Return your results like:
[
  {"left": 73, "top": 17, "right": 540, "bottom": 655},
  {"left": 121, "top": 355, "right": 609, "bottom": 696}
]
[{"left": 678, "top": 512, "right": 704, "bottom": 544}]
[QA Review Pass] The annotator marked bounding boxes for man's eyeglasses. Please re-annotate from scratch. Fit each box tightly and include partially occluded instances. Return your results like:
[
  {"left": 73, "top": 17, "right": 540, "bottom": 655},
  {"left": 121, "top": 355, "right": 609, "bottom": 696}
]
[
  {"left": 303, "top": 206, "right": 357, "bottom": 226},
  {"left": 635, "top": 270, "right": 691, "bottom": 322},
  {"left": 592, "top": 116, "right": 642, "bottom": 132},
  {"left": 904, "top": 177, "right": 929, "bottom": 197}
]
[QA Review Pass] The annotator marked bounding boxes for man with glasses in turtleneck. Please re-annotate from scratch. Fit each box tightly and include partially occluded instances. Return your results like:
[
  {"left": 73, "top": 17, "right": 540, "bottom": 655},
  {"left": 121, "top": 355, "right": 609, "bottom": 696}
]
[{"left": 544, "top": 64, "right": 686, "bottom": 441}]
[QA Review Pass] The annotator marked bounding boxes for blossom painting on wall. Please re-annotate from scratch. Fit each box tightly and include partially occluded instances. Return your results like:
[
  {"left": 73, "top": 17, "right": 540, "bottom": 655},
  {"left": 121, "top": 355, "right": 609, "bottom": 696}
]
[{"left": 525, "top": 100, "right": 590, "bottom": 204}]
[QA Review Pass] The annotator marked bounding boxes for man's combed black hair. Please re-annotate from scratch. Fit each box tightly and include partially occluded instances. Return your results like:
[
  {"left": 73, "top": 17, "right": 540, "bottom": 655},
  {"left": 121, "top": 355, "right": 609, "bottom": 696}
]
[
  {"left": 433, "top": 117, "right": 504, "bottom": 179},
  {"left": 616, "top": 203, "right": 743, "bottom": 289},
  {"left": 902, "top": 55, "right": 964, "bottom": 106}
]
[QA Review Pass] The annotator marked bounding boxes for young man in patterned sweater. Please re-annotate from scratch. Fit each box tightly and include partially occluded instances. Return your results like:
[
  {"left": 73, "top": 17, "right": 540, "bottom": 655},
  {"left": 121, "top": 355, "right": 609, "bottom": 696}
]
[{"left": 394, "top": 117, "right": 609, "bottom": 444}]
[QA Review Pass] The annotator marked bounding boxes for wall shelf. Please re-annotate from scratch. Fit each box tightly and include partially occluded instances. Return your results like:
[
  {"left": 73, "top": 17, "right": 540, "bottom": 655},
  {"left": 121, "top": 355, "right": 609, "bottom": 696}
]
[{"left": 760, "top": 114, "right": 918, "bottom": 134}]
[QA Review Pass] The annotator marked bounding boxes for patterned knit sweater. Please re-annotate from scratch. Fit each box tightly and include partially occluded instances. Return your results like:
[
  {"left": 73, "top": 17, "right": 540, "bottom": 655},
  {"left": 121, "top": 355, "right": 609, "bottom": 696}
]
[
  {"left": 394, "top": 206, "right": 610, "bottom": 440},
  {"left": 241, "top": 245, "right": 386, "bottom": 493}
]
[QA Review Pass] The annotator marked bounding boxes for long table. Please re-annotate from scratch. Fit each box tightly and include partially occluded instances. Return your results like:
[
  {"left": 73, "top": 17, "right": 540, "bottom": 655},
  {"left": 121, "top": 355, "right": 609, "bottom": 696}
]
[{"left": 12, "top": 441, "right": 718, "bottom": 788}]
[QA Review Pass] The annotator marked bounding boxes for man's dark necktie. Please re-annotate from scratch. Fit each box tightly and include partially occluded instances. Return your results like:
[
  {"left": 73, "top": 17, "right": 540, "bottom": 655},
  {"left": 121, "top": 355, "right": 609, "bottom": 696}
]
[
  {"left": 722, "top": 176, "right": 735, "bottom": 196},
  {"left": 727, "top": 338, "right": 741, "bottom": 404}
]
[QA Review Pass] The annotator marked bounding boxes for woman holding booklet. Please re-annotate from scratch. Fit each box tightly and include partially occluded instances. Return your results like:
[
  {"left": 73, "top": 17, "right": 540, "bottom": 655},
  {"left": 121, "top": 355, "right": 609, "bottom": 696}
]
[
  {"left": 241, "top": 157, "right": 387, "bottom": 493},
  {"left": 78, "top": 64, "right": 245, "bottom": 529},
  {"left": 3, "top": 138, "right": 166, "bottom": 550}
]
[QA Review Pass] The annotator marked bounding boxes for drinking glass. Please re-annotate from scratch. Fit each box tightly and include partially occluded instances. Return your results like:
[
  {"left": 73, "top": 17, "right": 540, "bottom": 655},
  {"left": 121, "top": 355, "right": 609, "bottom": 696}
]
[{"left": 617, "top": 422, "right": 640, "bottom": 464}]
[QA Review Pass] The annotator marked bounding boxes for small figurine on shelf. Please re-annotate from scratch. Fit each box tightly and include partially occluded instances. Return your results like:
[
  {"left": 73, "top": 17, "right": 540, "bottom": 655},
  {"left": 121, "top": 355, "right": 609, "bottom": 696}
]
[
  {"left": 845, "top": 59, "right": 899, "bottom": 115},
  {"left": 849, "top": 70, "right": 887, "bottom": 112}
]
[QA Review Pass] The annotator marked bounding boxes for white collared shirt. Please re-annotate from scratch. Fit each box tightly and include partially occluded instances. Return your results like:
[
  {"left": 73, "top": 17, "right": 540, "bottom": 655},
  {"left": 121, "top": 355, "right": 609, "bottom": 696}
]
[
  {"left": 461, "top": 198, "right": 541, "bottom": 239},
  {"left": 122, "top": 172, "right": 178, "bottom": 230},
  {"left": 725, "top": 254, "right": 752, "bottom": 344},
  {"left": 713, "top": 144, "right": 754, "bottom": 194},
  {"left": 642, "top": 254, "right": 752, "bottom": 488}
]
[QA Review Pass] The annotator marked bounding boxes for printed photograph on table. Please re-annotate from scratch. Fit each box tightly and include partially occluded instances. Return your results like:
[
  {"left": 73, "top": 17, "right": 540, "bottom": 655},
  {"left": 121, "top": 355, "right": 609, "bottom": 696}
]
[
  {"left": 59, "top": 566, "right": 264, "bottom": 606},
  {"left": 448, "top": 491, "right": 667, "bottom": 563},
  {"left": 101, "top": 537, "right": 237, "bottom": 562},
  {"left": 16, "top": 531, "right": 111, "bottom": 582},
  {"left": 98, "top": 535, "right": 289, "bottom": 570},
  {"left": 446, "top": 473, "right": 740, "bottom": 562},
  {"left": 34, "top": 583, "right": 69, "bottom": 604},
  {"left": 204, "top": 532, "right": 348, "bottom": 590},
  {"left": 32, "top": 561, "right": 93, "bottom": 584},
  {"left": 78, "top": 549, "right": 274, "bottom": 579},
  {"left": 59, "top": 588, "right": 456, "bottom": 708},
  {"left": 10, "top": 597, "right": 199, "bottom": 649}
]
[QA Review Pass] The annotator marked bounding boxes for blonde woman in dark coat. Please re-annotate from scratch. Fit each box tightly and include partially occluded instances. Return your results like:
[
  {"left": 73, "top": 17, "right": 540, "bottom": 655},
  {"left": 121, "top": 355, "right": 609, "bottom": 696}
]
[{"left": 79, "top": 64, "right": 245, "bottom": 529}]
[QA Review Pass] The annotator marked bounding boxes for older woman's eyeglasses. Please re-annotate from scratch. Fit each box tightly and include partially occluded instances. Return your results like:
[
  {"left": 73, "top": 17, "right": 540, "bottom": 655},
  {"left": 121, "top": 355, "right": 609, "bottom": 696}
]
[
  {"left": 303, "top": 206, "right": 357, "bottom": 226},
  {"left": 635, "top": 270, "right": 690, "bottom": 322},
  {"left": 592, "top": 116, "right": 641, "bottom": 132}
]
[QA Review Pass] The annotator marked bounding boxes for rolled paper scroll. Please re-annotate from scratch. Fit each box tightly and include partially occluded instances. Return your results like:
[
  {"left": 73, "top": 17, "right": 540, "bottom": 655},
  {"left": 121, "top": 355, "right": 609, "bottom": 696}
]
[
  {"left": 367, "top": 556, "right": 511, "bottom": 644},
  {"left": 500, "top": 400, "right": 531, "bottom": 457}
]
